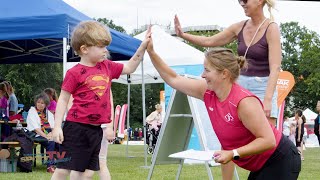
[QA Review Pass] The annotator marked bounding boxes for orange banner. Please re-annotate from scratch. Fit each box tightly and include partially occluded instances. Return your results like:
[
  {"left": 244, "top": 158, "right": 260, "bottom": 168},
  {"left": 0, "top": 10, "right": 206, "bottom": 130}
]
[
  {"left": 160, "top": 90, "right": 165, "bottom": 102},
  {"left": 160, "top": 90, "right": 165, "bottom": 121},
  {"left": 277, "top": 71, "right": 295, "bottom": 107}
]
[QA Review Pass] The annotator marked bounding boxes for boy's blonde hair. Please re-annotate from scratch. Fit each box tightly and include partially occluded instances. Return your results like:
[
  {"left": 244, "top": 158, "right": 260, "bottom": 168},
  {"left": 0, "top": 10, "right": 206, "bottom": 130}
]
[{"left": 71, "top": 20, "right": 112, "bottom": 55}]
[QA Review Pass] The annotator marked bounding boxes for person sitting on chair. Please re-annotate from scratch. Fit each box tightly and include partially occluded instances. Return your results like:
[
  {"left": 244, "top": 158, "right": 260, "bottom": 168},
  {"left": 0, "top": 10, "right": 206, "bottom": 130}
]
[
  {"left": 26, "top": 92, "right": 56, "bottom": 173},
  {"left": 146, "top": 104, "right": 162, "bottom": 131}
]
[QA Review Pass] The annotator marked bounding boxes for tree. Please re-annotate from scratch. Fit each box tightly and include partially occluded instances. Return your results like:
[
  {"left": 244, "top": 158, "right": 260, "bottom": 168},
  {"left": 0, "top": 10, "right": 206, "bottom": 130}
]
[
  {"left": 111, "top": 82, "right": 164, "bottom": 129},
  {"left": 0, "top": 63, "right": 63, "bottom": 109},
  {"left": 280, "top": 22, "right": 320, "bottom": 115},
  {"left": 184, "top": 30, "right": 238, "bottom": 53},
  {"left": 96, "top": 18, "right": 126, "bottom": 33}
]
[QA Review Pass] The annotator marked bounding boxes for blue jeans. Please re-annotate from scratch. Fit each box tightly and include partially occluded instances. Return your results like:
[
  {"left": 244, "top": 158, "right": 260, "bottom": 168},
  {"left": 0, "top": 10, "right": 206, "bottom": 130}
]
[
  {"left": 237, "top": 75, "right": 278, "bottom": 118},
  {"left": 36, "top": 137, "right": 55, "bottom": 167}
]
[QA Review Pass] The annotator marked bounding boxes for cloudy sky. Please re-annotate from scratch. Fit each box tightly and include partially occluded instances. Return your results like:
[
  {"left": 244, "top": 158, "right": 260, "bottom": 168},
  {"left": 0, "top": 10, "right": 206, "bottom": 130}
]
[{"left": 63, "top": 0, "right": 320, "bottom": 34}]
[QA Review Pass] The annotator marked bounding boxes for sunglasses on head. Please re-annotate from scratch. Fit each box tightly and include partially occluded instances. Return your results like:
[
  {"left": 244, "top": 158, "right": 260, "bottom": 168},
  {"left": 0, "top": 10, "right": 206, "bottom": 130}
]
[{"left": 238, "top": 0, "right": 248, "bottom": 4}]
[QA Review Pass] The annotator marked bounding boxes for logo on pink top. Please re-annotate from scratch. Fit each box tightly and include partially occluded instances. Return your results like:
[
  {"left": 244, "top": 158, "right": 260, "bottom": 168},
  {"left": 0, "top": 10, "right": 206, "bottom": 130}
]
[{"left": 224, "top": 113, "right": 234, "bottom": 122}]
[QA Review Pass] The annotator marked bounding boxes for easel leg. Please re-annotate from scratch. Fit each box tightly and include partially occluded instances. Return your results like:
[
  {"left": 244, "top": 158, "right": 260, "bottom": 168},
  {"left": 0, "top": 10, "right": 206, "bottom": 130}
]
[
  {"left": 234, "top": 166, "right": 240, "bottom": 180},
  {"left": 147, "top": 156, "right": 156, "bottom": 180},
  {"left": 205, "top": 162, "right": 214, "bottom": 180},
  {"left": 175, "top": 160, "right": 184, "bottom": 180}
]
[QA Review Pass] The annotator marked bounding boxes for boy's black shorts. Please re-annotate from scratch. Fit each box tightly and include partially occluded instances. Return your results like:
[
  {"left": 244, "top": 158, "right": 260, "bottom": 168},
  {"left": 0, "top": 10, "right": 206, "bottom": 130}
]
[{"left": 56, "top": 121, "right": 103, "bottom": 172}]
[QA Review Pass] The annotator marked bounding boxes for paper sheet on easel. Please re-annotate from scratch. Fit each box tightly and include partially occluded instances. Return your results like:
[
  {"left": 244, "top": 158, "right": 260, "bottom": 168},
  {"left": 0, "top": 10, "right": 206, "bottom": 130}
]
[{"left": 169, "top": 149, "right": 215, "bottom": 161}]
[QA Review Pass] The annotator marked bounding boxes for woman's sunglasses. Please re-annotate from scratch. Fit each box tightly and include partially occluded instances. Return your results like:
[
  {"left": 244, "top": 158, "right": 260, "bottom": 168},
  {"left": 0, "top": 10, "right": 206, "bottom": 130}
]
[{"left": 238, "top": 0, "right": 248, "bottom": 4}]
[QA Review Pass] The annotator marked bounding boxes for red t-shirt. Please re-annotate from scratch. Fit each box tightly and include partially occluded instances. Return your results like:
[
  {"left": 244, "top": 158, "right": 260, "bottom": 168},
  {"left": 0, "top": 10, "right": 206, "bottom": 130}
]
[
  {"left": 62, "top": 60, "right": 123, "bottom": 125},
  {"left": 203, "top": 83, "right": 282, "bottom": 172}
]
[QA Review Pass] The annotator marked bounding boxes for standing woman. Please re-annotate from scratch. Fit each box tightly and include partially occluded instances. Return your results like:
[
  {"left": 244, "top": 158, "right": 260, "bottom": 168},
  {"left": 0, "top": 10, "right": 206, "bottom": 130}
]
[
  {"left": 44, "top": 88, "right": 58, "bottom": 114},
  {"left": 174, "top": 0, "right": 281, "bottom": 124},
  {"left": 294, "top": 109, "right": 305, "bottom": 161},
  {"left": 146, "top": 30, "right": 300, "bottom": 179},
  {"left": 4, "top": 81, "right": 18, "bottom": 116}
]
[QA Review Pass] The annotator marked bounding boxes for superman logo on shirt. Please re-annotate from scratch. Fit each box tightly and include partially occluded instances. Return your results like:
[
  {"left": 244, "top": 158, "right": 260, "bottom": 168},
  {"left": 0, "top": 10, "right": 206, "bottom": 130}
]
[{"left": 85, "top": 74, "right": 109, "bottom": 97}]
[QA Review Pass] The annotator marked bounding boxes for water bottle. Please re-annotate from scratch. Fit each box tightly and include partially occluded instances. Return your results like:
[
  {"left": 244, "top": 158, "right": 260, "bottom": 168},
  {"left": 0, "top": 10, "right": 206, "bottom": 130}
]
[
  {"left": 16, "top": 121, "right": 23, "bottom": 130},
  {"left": 22, "top": 111, "right": 28, "bottom": 122}
]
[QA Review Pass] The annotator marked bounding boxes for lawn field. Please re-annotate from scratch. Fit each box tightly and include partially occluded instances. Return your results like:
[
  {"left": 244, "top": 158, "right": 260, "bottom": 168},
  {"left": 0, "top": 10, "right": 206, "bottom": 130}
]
[{"left": 1, "top": 145, "right": 319, "bottom": 180}]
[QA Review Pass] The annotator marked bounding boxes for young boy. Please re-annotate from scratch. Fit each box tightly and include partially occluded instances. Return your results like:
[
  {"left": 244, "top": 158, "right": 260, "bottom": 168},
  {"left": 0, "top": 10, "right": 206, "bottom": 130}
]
[{"left": 51, "top": 20, "right": 151, "bottom": 180}]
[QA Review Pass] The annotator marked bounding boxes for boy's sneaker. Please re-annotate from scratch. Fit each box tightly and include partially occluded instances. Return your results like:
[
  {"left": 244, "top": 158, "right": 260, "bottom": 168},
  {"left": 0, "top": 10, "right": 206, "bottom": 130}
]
[{"left": 47, "top": 166, "right": 55, "bottom": 173}]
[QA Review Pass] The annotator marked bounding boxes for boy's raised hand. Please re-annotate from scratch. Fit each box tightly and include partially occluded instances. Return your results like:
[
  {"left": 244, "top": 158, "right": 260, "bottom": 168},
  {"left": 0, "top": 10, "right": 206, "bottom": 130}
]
[
  {"left": 140, "top": 26, "right": 152, "bottom": 49},
  {"left": 146, "top": 26, "right": 154, "bottom": 53}
]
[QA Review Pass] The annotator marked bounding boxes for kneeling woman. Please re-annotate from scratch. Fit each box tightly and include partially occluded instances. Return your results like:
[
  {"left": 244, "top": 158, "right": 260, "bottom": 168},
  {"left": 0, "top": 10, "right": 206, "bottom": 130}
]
[
  {"left": 27, "top": 93, "right": 56, "bottom": 173},
  {"left": 145, "top": 32, "right": 301, "bottom": 180}
]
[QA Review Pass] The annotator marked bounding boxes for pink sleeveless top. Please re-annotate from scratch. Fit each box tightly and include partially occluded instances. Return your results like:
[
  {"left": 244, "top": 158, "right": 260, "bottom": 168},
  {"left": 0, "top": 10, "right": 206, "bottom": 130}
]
[{"left": 203, "top": 83, "right": 282, "bottom": 171}]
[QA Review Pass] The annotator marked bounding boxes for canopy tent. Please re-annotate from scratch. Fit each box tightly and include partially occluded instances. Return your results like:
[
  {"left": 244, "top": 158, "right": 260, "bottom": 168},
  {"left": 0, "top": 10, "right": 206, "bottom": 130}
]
[
  {"left": 0, "top": 0, "right": 141, "bottom": 64},
  {"left": 289, "top": 108, "right": 318, "bottom": 124},
  {"left": 303, "top": 108, "right": 318, "bottom": 121}
]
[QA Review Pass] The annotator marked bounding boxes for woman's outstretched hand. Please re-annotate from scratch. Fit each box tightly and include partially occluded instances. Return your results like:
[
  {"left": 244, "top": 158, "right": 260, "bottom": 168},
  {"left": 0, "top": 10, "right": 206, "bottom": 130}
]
[
  {"left": 146, "top": 26, "right": 154, "bottom": 53},
  {"left": 174, "top": 15, "right": 184, "bottom": 37}
]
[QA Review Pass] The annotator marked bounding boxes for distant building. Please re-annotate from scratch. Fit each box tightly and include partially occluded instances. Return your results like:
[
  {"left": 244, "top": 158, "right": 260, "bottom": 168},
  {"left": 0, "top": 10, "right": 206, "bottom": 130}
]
[
  {"left": 169, "top": 25, "right": 223, "bottom": 36},
  {"left": 133, "top": 24, "right": 224, "bottom": 37}
]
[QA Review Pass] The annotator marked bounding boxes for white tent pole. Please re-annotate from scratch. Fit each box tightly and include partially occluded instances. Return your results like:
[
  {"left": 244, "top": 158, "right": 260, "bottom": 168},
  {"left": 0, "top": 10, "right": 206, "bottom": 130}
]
[
  {"left": 63, "top": 24, "right": 70, "bottom": 78},
  {"left": 126, "top": 75, "right": 131, "bottom": 157},
  {"left": 63, "top": 37, "right": 67, "bottom": 77},
  {"left": 141, "top": 60, "right": 148, "bottom": 168}
]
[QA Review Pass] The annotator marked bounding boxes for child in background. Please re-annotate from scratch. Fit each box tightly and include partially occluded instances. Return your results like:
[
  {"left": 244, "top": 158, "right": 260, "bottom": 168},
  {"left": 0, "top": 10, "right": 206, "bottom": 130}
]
[
  {"left": 282, "top": 116, "right": 290, "bottom": 138},
  {"left": 134, "top": 128, "right": 139, "bottom": 141},
  {"left": 44, "top": 88, "right": 58, "bottom": 114},
  {"left": 302, "top": 127, "right": 307, "bottom": 150},
  {"left": 138, "top": 128, "right": 143, "bottom": 140},
  {"left": 289, "top": 120, "right": 296, "bottom": 146}
]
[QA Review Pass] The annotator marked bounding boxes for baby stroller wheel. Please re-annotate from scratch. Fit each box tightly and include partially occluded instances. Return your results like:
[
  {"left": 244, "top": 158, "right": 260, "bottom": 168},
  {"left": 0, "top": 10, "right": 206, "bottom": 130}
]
[{"left": 147, "top": 146, "right": 154, "bottom": 154}]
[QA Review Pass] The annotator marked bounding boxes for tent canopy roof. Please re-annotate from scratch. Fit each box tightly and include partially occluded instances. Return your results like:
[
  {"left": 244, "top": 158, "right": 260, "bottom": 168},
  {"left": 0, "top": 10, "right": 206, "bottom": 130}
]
[
  {"left": 0, "top": 0, "right": 141, "bottom": 64},
  {"left": 303, "top": 108, "right": 318, "bottom": 121}
]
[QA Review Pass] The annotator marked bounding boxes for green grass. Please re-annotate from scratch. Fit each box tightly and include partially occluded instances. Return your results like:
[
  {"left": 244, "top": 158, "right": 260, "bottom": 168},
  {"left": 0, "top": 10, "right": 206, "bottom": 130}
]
[{"left": 1, "top": 145, "right": 319, "bottom": 179}]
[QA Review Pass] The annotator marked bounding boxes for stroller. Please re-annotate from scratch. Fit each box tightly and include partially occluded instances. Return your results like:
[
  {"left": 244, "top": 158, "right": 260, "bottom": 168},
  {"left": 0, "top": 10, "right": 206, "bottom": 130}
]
[{"left": 146, "top": 122, "right": 161, "bottom": 154}]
